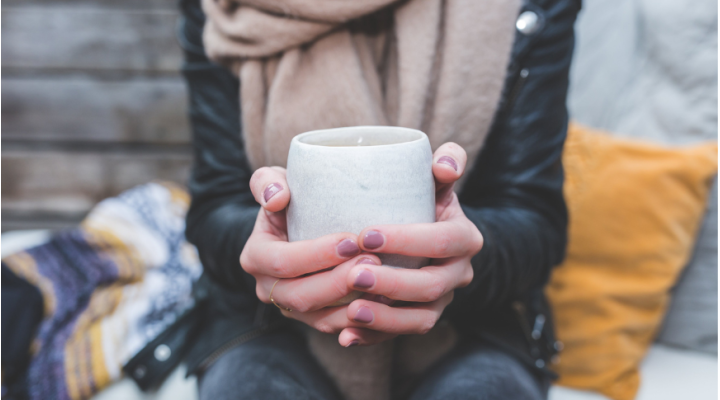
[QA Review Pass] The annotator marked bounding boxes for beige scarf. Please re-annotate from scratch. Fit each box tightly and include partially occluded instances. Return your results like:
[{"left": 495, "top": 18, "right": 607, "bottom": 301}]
[
  {"left": 202, "top": 1, "right": 520, "bottom": 398},
  {"left": 202, "top": 0, "right": 520, "bottom": 172}
]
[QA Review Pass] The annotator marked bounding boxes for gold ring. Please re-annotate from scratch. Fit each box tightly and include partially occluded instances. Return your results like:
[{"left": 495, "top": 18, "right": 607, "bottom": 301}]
[{"left": 269, "top": 279, "right": 292, "bottom": 312}]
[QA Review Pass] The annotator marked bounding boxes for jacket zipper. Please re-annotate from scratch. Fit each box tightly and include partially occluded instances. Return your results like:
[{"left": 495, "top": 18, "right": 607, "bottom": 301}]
[
  {"left": 511, "top": 301, "right": 536, "bottom": 345},
  {"left": 506, "top": 68, "right": 529, "bottom": 110}
]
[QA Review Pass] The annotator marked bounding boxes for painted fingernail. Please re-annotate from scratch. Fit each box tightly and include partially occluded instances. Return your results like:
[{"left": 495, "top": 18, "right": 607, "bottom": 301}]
[
  {"left": 263, "top": 183, "right": 283, "bottom": 203},
  {"left": 337, "top": 239, "right": 360, "bottom": 257},
  {"left": 354, "top": 306, "right": 374, "bottom": 323},
  {"left": 437, "top": 156, "right": 458, "bottom": 171},
  {"left": 354, "top": 270, "right": 375, "bottom": 289},
  {"left": 363, "top": 230, "right": 384, "bottom": 249},
  {"left": 346, "top": 340, "right": 359, "bottom": 347},
  {"left": 356, "top": 258, "right": 378, "bottom": 265}
]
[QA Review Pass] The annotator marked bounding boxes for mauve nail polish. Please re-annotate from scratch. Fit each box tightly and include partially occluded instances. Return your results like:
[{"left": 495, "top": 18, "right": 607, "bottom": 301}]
[
  {"left": 346, "top": 340, "right": 359, "bottom": 347},
  {"left": 354, "top": 270, "right": 375, "bottom": 288},
  {"left": 437, "top": 156, "right": 458, "bottom": 171},
  {"left": 353, "top": 306, "right": 374, "bottom": 323},
  {"left": 337, "top": 239, "right": 360, "bottom": 257},
  {"left": 263, "top": 183, "right": 283, "bottom": 202},
  {"left": 363, "top": 230, "right": 384, "bottom": 249}
]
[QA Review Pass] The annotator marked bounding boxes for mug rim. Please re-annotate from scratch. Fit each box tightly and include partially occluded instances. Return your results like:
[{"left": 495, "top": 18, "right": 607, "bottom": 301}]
[{"left": 292, "top": 126, "right": 427, "bottom": 148}]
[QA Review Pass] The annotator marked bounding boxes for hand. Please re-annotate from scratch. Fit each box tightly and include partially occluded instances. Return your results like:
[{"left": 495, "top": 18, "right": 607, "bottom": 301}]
[
  {"left": 240, "top": 166, "right": 371, "bottom": 325},
  {"left": 335, "top": 142, "right": 484, "bottom": 347}
]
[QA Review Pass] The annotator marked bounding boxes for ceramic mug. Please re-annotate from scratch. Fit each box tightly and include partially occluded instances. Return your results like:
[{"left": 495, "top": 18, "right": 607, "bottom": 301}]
[{"left": 286, "top": 126, "right": 435, "bottom": 304}]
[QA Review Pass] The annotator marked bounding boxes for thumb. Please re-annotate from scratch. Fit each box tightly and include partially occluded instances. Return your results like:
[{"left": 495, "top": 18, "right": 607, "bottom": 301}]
[
  {"left": 432, "top": 143, "right": 467, "bottom": 204},
  {"left": 250, "top": 166, "right": 290, "bottom": 212}
]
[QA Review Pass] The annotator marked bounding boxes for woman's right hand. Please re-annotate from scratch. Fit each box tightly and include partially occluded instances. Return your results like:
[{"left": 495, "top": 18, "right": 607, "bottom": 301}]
[{"left": 240, "top": 166, "right": 377, "bottom": 326}]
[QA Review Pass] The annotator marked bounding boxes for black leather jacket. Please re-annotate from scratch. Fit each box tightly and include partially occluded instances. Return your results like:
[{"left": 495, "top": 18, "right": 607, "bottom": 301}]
[{"left": 178, "top": 0, "right": 580, "bottom": 379}]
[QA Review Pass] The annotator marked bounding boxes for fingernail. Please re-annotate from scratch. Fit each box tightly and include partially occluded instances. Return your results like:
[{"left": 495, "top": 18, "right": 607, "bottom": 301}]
[
  {"left": 437, "top": 156, "right": 458, "bottom": 171},
  {"left": 354, "top": 270, "right": 375, "bottom": 288},
  {"left": 346, "top": 340, "right": 359, "bottom": 347},
  {"left": 354, "top": 306, "right": 374, "bottom": 323},
  {"left": 356, "top": 258, "right": 378, "bottom": 265},
  {"left": 263, "top": 183, "right": 283, "bottom": 203},
  {"left": 363, "top": 230, "right": 384, "bottom": 249},
  {"left": 337, "top": 239, "right": 360, "bottom": 257}
]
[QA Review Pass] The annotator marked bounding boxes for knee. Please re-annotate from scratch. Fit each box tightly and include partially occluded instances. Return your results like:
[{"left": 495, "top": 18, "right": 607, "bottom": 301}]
[{"left": 411, "top": 348, "right": 545, "bottom": 400}]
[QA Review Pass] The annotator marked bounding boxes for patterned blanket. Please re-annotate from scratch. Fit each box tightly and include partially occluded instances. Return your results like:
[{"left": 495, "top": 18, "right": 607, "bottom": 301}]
[{"left": 2, "top": 182, "right": 202, "bottom": 400}]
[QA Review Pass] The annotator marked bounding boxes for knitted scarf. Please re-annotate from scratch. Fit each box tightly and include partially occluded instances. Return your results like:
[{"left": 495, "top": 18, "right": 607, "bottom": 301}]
[{"left": 202, "top": 0, "right": 520, "bottom": 172}]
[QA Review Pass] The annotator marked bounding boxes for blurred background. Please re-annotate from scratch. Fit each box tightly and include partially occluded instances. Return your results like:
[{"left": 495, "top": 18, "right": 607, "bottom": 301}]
[{"left": 2, "top": 0, "right": 191, "bottom": 231}]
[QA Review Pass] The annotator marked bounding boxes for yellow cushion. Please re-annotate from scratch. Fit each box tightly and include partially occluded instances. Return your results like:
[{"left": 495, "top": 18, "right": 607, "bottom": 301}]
[{"left": 547, "top": 123, "right": 718, "bottom": 400}]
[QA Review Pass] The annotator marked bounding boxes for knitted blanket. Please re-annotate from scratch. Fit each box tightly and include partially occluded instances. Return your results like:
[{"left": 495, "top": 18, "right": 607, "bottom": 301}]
[{"left": 2, "top": 182, "right": 202, "bottom": 400}]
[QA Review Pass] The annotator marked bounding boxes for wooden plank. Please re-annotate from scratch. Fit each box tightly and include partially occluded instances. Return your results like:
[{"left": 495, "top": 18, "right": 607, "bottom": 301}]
[
  {"left": 1, "top": 150, "right": 192, "bottom": 217},
  {"left": 2, "top": 212, "right": 88, "bottom": 232},
  {"left": 2, "top": 77, "right": 191, "bottom": 143},
  {"left": 2, "top": 7, "right": 183, "bottom": 73},
  {"left": 2, "top": 0, "right": 177, "bottom": 10}
]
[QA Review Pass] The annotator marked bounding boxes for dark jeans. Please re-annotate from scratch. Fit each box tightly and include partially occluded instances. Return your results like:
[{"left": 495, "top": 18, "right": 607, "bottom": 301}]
[{"left": 198, "top": 331, "right": 548, "bottom": 400}]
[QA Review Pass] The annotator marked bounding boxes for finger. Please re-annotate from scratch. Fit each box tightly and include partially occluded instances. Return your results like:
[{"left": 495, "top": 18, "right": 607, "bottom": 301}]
[
  {"left": 432, "top": 142, "right": 467, "bottom": 184},
  {"left": 432, "top": 143, "right": 467, "bottom": 207},
  {"left": 358, "top": 220, "right": 483, "bottom": 258},
  {"left": 282, "top": 304, "right": 350, "bottom": 335},
  {"left": 347, "top": 258, "right": 473, "bottom": 302},
  {"left": 241, "top": 231, "right": 362, "bottom": 278},
  {"left": 338, "top": 327, "right": 397, "bottom": 347},
  {"left": 345, "top": 293, "right": 454, "bottom": 335},
  {"left": 360, "top": 293, "right": 395, "bottom": 306},
  {"left": 286, "top": 292, "right": 452, "bottom": 336},
  {"left": 256, "top": 255, "right": 381, "bottom": 312},
  {"left": 249, "top": 166, "right": 290, "bottom": 212}
]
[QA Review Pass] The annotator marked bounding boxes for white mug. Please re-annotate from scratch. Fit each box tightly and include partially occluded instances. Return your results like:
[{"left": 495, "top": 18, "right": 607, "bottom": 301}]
[{"left": 286, "top": 126, "right": 435, "bottom": 304}]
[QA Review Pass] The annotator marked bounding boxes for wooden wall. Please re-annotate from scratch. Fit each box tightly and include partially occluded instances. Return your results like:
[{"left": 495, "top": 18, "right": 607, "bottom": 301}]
[{"left": 2, "top": 0, "right": 192, "bottom": 230}]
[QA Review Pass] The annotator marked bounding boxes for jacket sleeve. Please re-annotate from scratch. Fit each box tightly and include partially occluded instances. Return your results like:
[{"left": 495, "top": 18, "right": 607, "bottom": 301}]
[
  {"left": 447, "top": 0, "right": 579, "bottom": 316},
  {"left": 179, "top": 0, "right": 259, "bottom": 292}
]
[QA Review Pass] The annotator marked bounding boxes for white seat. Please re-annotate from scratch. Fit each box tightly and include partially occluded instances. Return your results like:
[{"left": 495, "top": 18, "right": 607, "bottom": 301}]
[{"left": 549, "top": 345, "right": 718, "bottom": 400}]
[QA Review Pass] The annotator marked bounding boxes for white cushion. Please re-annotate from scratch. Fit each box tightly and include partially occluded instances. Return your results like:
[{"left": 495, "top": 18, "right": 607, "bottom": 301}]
[{"left": 549, "top": 344, "right": 718, "bottom": 400}]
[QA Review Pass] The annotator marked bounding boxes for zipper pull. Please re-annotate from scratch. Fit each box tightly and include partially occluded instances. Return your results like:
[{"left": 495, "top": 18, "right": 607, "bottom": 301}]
[{"left": 531, "top": 314, "right": 545, "bottom": 340}]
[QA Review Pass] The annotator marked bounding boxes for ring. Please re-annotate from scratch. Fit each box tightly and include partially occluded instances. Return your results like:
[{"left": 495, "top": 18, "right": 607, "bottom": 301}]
[{"left": 269, "top": 279, "right": 292, "bottom": 312}]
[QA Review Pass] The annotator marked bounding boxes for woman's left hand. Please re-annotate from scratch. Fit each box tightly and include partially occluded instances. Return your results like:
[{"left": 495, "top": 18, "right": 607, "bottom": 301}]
[{"left": 334, "top": 142, "right": 483, "bottom": 346}]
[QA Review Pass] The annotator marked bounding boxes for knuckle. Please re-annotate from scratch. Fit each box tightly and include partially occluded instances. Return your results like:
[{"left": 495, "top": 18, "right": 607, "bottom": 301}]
[
  {"left": 330, "top": 274, "right": 349, "bottom": 299},
  {"left": 447, "top": 290, "right": 455, "bottom": 303},
  {"left": 285, "top": 294, "right": 310, "bottom": 313},
  {"left": 239, "top": 251, "right": 252, "bottom": 273},
  {"left": 469, "top": 227, "right": 484, "bottom": 255},
  {"left": 314, "top": 322, "right": 337, "bottom": 335},
  {"left": 267, "top": 256, "right": 290, "bottom": 277},
  {"left": 460, "top": 266, "right": 474, "bottom": 287},
  {"left": 425, "top": 276, "right": 446, "bottom": 302},
  {"left": 417, "top": 315, "right": 437, "bottom": 335},
  {"left": 433, "top": 233, "right": 452, "bottom": 256}
]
